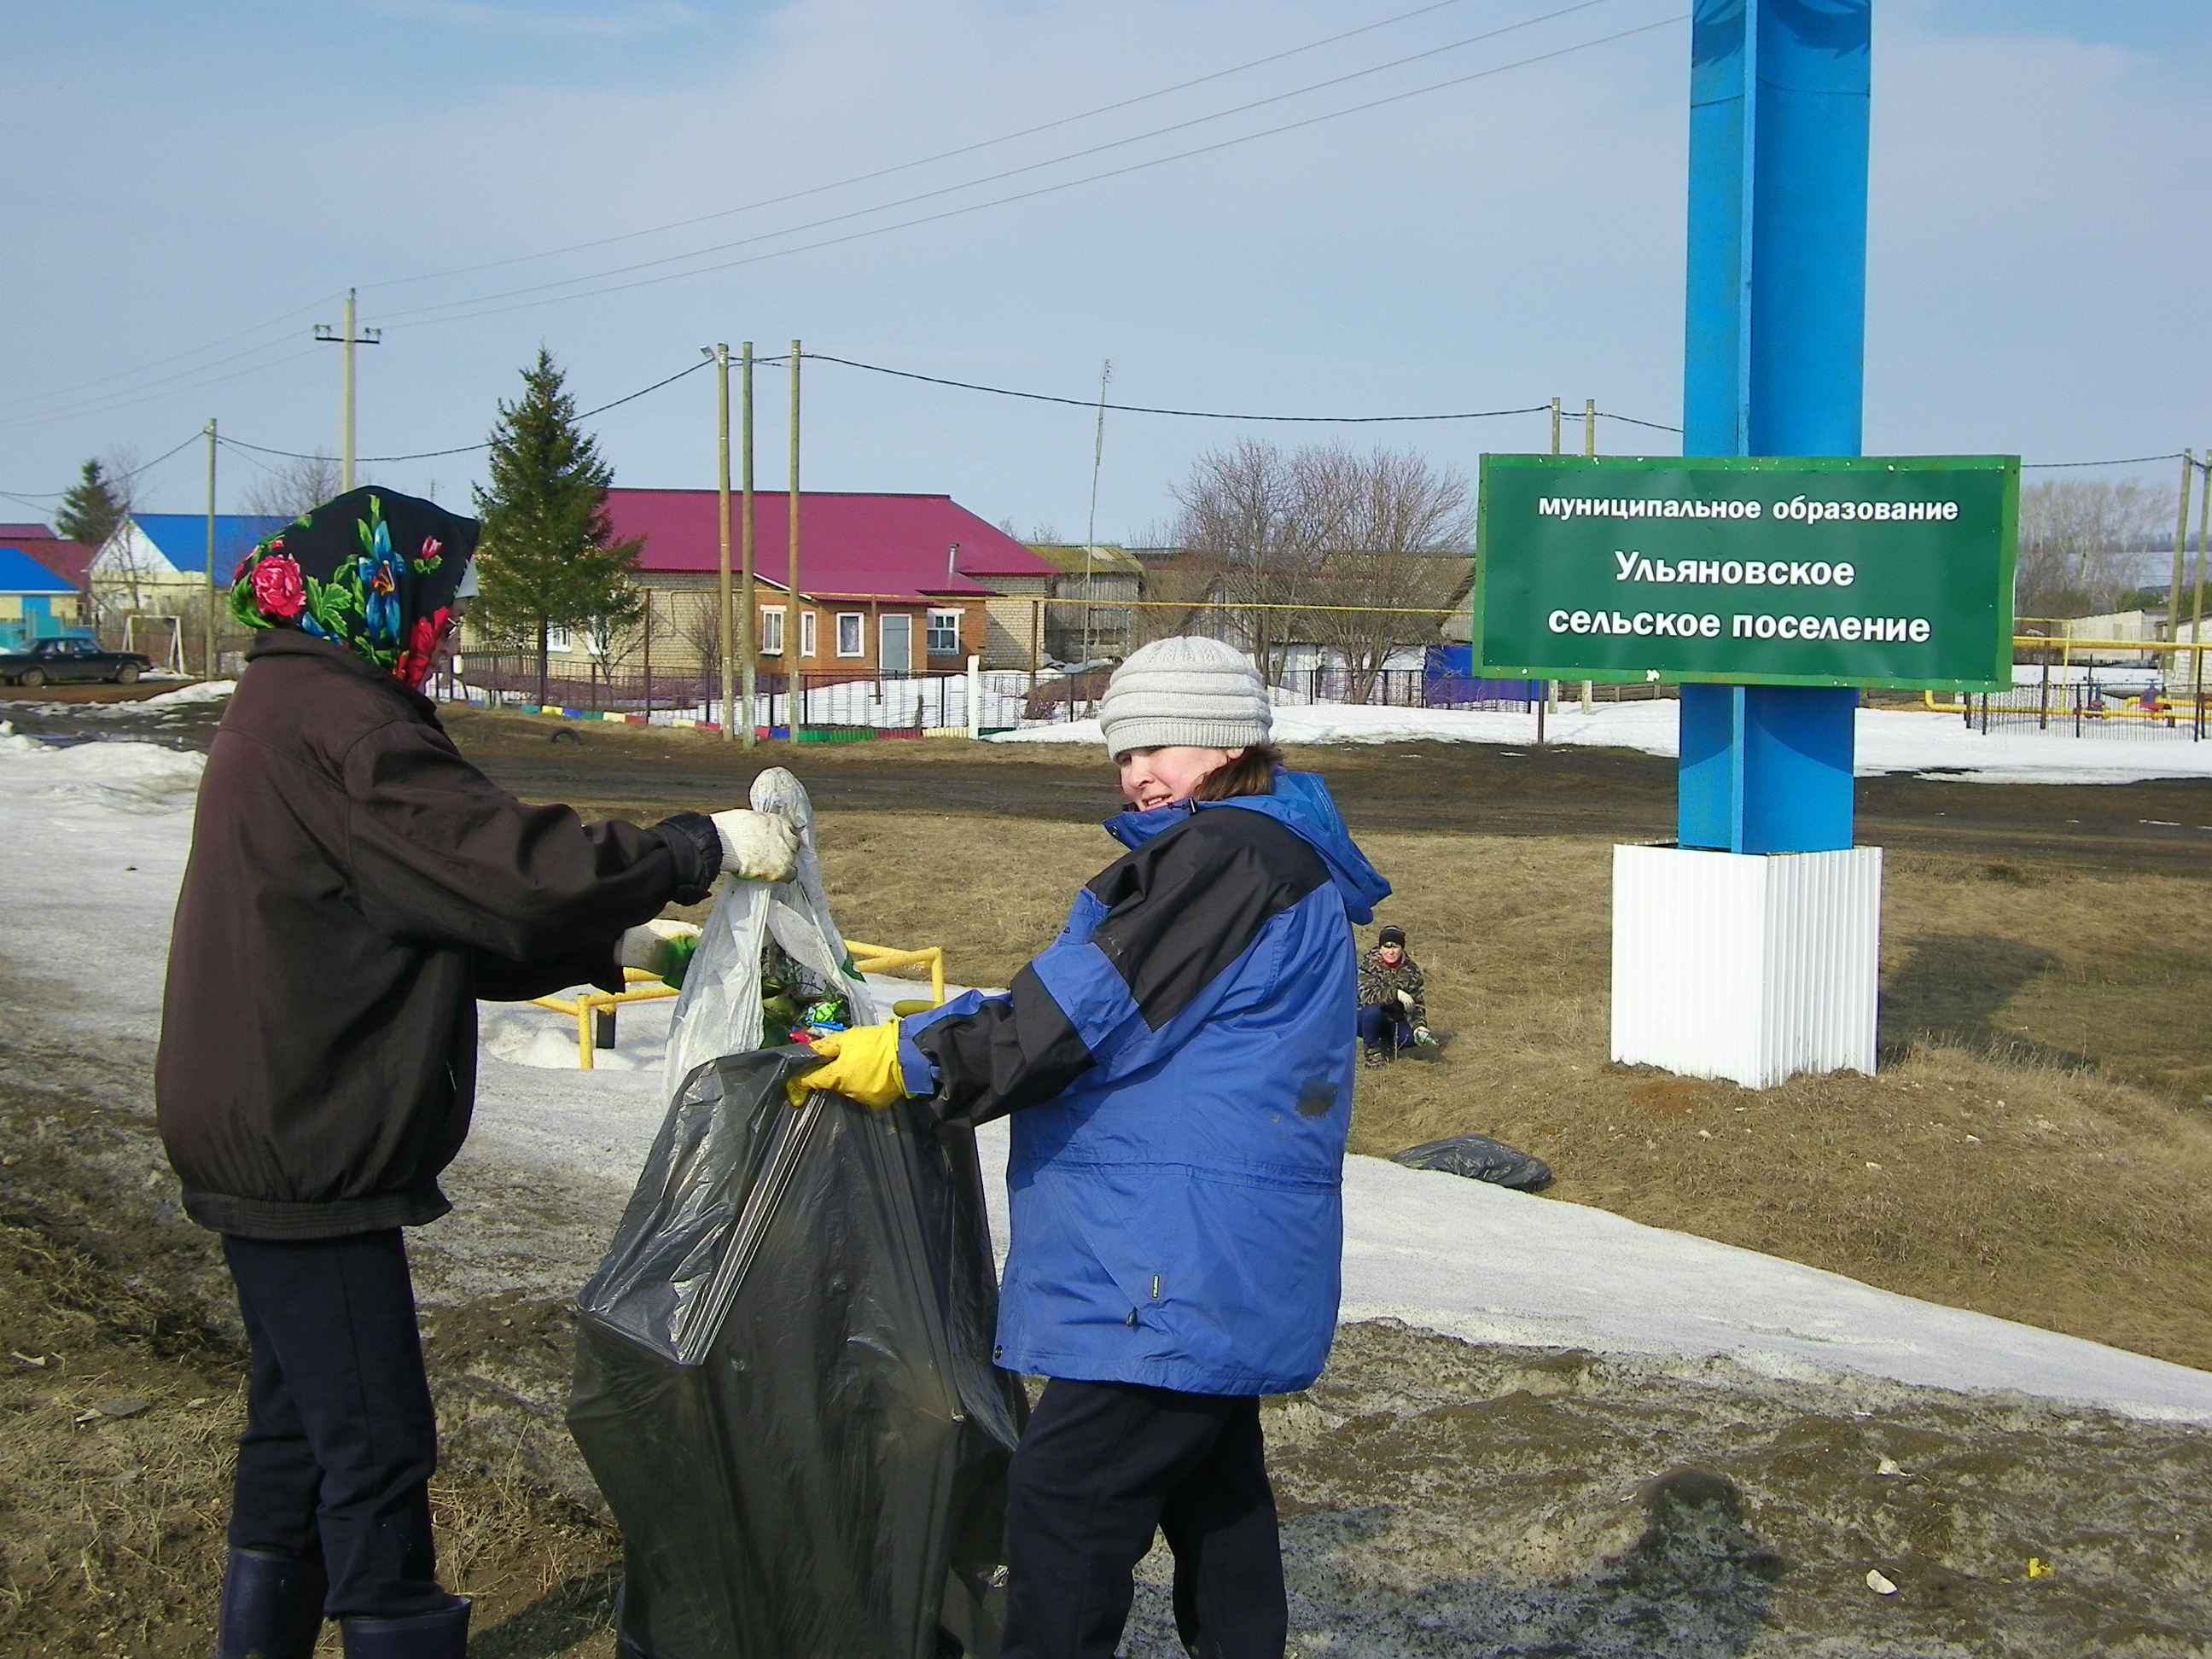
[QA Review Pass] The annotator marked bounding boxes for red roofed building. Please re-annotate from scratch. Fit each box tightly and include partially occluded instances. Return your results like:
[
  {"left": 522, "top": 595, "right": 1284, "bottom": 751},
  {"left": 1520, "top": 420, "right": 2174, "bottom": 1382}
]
[
  {"left": 601, "top": 489, "right": 1059, "bottom": 676},
  {"left": 0, "top": 523, "right": 98, "bottom": 592}
]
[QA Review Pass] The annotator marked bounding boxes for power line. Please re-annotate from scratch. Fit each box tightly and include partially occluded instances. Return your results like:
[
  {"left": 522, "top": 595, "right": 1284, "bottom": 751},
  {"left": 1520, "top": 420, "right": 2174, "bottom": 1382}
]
[
  {"left": 219, "top": 356, "right": 722, "bottom": 464},
  {"left": 0, "top": 294, "right": 341, "bottom": 418},
  {"left": 808, "top": 353, "right": 1557, "bottom": 423},
  {"left": 376, "top": 0, "right": 1627, "bottom": 328},
  {"left": 363, "top": 0, "right": 1500, "bottom": 294},
  {"left": 392, "top": 14, "right": 1687, "bottom": 330},
  {"left": 2022, "top": 451, "right": 2193, "bottom": 469},
  {"left": 0, "top": 345, "right": 327, "bottom": 434}
]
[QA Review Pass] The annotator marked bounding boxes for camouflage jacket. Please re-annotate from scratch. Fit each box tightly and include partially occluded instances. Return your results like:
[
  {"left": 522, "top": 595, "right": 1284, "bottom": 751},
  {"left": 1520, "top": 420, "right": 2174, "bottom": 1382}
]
[{"left": 1357, "top": 949, "right": 1425, "bottom": 1026}]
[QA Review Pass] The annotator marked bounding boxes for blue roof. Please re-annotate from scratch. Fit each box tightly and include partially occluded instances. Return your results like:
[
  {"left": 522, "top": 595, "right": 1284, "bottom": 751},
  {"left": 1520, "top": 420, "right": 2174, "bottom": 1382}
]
[
  {"left": 132, "top": 513, "right": 290, "bottom": 581},
  {"left": 0, "top": 547, "right": 79, "bottom": 595}
]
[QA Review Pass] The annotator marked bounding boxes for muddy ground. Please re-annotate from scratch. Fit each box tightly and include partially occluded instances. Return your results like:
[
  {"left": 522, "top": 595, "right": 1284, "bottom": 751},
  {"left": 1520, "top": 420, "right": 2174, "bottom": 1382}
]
[{"left": 3, "top": 693, "right": 2210, "bottom": 1655}]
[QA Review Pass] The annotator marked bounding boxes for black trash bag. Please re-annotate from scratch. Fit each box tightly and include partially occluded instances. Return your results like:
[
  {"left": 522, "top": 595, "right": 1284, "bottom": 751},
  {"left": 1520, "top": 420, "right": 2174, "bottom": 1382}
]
[
  {"left": 1393, "top": 1133, "right": 1553, "bottom": 1191},
  {"left": 568, "top": 1047, "right": 1027, "bottom": 1659}
]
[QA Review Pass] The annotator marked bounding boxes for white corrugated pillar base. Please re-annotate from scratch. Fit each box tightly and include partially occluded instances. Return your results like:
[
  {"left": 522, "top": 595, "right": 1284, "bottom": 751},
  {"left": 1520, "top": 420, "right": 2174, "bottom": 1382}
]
[{"left": 1611, "top": 844, "right": 1882, "bottom": 1090}]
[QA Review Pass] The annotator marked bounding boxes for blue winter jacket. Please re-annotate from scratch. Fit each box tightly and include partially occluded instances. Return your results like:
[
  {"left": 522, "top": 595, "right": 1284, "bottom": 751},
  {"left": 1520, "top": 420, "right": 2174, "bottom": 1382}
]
[{"left": 901, "top": 771, "right": 1390, "bottom": 1396}]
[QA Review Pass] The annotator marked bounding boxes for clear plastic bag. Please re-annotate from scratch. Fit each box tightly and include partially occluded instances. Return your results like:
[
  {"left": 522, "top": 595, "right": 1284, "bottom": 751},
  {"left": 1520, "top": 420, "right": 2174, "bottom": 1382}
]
[
  {"left": 568, "top": 770, "right": 1024, "bottom": 1659},
  {"left": 661, "top": 766, "right": 884, "bottom": 1105}
]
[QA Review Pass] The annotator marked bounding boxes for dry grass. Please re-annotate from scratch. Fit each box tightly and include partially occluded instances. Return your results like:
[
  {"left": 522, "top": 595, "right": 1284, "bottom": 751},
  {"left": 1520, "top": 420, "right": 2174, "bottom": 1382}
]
[
  {"left": 803, "top": 812, "right": 2212, "bottom": 1373},
  {"left": 0, "top": 1224, "right": 620, "bottom": 1658}
]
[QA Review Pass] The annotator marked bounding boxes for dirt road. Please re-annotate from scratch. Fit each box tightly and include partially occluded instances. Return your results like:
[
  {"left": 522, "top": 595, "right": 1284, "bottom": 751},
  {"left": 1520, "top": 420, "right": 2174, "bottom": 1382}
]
[{"left": 428, "top": 710, "right": 2212, "bottom": 876}]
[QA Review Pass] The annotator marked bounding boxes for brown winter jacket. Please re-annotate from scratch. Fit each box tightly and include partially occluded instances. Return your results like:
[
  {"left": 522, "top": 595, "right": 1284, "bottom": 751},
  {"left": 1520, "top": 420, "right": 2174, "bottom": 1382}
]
[{"left": 155, "top": 631, "right": 719, "bottom": 1240}]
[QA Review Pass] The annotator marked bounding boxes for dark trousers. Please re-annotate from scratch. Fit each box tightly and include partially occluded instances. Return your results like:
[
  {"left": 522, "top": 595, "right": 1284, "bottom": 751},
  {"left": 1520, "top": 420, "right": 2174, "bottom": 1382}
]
[
  {"left": 1002, "top": 1379, "right": 1286, "bottom": 1659},
  {"left": 1358, "top": 1004, "right": 1412, "bottom": 1052},
  {"left": 222, "top": 1229, "right": 446, "bottom": 1620}
]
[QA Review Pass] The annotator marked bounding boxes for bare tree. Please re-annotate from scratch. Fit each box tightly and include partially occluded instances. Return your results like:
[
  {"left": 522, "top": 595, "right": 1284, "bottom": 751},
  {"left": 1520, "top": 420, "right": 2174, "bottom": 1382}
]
[
  {"left": 2016, "top": 478, "right": 2172, "bottom": 619},
  {"left": 1169, "top": 440, "right": 1322, "bottom": 678},
  {"left": 1290, "top": 448, "right": 1470, "bottom": 702},
  {"left": 1168, "top": 442, "right": 1470, "bottom": 698},
  {"left": 238, "top": 452, "right": 348, "bottom": 521}
]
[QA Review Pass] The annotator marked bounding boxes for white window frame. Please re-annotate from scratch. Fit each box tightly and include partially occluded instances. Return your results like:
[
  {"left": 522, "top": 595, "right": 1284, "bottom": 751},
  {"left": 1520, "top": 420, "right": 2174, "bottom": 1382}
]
[
  {"left": 835, "top": 612, "right": 865, "bottom": 658},
  {"left": 800, "top": 609, "right": 818, "bottom": 660},
  {"left": 544, "top": 624, "right": 573, "bottom": 654},
  {"left": 760, "top": 606, "right": 785, "bottom": 656},
  {"left": 926, "top": 608, "right": 963, "bottom": 656}
]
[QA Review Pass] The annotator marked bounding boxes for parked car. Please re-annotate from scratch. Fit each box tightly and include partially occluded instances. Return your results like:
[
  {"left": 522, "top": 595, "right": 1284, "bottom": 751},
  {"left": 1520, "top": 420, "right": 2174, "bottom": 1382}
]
[{"left": 0, "top": 637, "right": 154, "bottom": 687}]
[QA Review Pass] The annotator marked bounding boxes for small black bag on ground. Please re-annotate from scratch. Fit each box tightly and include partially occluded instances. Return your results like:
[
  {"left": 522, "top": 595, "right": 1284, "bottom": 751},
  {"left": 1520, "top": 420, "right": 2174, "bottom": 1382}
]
[
  {"left": 567, "top": 1047, "right": 1027, "bottom": 1659},
  {"left": 1393, "top": 1133, "right": 1553, "bottom": 1191}
]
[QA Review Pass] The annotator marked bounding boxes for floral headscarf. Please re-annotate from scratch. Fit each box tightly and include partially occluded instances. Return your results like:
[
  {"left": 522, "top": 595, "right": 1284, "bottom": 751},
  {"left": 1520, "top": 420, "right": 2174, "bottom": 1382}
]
[{"left": 230, "top": 488, "right": 480, "bottom": 692}]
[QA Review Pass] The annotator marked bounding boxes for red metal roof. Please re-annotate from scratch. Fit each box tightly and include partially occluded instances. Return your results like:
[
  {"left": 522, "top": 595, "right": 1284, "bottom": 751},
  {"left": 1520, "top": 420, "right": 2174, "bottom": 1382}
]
[
  {"left": 0, "top": 523, "right": 57, "bottom": 540},
  {"left": 14, "top": 538, "right": 96, "bottom": 591},
  {"left": 605, "top": 490, "right": 1056, "bottom": 601}
]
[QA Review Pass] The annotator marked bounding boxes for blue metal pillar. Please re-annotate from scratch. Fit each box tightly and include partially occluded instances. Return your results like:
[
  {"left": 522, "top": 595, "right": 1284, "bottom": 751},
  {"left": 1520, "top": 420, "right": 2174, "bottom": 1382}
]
[{"left": 1679, "top": 0, "right": 1871, "bottom": 853}]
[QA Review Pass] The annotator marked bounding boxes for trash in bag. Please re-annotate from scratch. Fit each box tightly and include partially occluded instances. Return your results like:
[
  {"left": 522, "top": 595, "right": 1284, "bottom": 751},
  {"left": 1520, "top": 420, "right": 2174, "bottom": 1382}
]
[
  {"left": 568, "top": 769, "right": 1026, "bottom": 1659},
  {"left": 1393, "top": 1133, "right": 1553, "bottom": 1191}
]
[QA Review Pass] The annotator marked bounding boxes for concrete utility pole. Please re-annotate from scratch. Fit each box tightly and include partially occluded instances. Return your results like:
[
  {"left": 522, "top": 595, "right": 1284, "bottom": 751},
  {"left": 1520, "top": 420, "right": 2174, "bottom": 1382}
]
[
  {"left": 740, "top": 341, "right": 758, "bottom": 749},
  {"left": 1083, "top": 359, "right": 1112, "bottom": 664},
  {"left": 204, "top": 419, "right": 218, "bottom": 678},
  {"left": 788, "top": 340, "right": 804, "bottom": 743},
  {"left": 708, "top": 344, "right": 736, "bottom": 742},
  {"left": 1549, "top": 398, "right": 1562, "bottom": 456},
  {"left": 2194, "top": 453, "right": 2209, "bottom": 706},
  {"left": 315, "top": 289, "right": 381, "bottom": 491}
]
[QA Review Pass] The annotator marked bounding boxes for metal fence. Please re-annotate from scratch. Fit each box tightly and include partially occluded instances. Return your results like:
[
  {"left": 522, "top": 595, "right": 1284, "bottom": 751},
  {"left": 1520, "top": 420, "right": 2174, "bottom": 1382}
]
[{"left": 1953, "top": 683, "right": 2210, "bottom": 742}]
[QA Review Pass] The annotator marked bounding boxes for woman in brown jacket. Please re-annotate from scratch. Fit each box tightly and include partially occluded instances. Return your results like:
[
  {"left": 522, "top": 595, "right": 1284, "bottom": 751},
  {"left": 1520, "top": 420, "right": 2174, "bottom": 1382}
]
[{"left": 157, "top": 489, "right": 792, "bottom": 1659}]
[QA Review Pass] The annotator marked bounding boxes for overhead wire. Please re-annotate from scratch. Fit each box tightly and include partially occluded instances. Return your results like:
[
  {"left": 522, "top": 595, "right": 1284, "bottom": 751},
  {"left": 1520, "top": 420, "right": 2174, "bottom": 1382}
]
[
  {"left": 364, "top": 0, "right": 1498, "bottom": 293},
  {"left": 0, "top": 293, "right": 342, "bottom": 418},
  {"left": 0, "top": 345, "right": 329, "bottom": 434},
  {"left": 376, "top": 0, "right": 1629, "bottom": 327},
  {"left": 219, "top": 355, "right": 722, "bottom": 464},
  {"left": 392, "top": 13, "right": 1687, "bottom": 330}
]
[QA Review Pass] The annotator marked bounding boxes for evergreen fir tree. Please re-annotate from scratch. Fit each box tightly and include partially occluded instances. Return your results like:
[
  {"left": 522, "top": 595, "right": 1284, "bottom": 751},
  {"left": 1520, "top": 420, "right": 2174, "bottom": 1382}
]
[
  {"left": 472, "top": 349, "right": 643, "bottom": 701},
  {"left": 55, "top": 459, "right": 127, "bottom": 548}
]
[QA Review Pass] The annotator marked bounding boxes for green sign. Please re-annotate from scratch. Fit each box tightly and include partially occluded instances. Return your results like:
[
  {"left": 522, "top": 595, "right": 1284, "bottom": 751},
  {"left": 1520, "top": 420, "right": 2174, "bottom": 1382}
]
[{"left": 1474, "top": 455, "right": 2018, "bottom": 691}]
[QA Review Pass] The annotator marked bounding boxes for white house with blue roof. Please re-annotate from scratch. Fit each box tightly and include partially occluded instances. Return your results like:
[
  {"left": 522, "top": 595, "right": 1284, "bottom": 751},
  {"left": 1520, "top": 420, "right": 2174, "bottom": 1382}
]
[
  {"left": 90, "top": 513, "right": 288, "bottom": 616},
  {"left": 0, "top": 546, "right": 89, "bottom": 652}
]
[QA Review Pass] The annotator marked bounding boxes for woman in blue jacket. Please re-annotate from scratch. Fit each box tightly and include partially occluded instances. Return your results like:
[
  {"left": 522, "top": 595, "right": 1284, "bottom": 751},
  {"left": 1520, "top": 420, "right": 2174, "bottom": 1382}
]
[{"left": 793, "top": 637, "right": 1389, "bottom": 1659}]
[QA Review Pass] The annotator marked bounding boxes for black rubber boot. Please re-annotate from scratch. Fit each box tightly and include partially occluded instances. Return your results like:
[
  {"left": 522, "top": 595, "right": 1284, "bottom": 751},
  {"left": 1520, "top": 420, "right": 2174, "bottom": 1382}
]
[
  {"left": 216, "top": 1546, "right": 328, "bottom": 1659},
  {"left": 338, "top": 1596, "right": 471, "bottom": 1657}
]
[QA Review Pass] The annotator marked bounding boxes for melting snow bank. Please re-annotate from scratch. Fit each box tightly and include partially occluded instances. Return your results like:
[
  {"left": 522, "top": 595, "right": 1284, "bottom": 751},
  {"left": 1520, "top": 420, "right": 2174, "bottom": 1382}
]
[
  {"left": 992, "top": 700, "right": 2212, "bottom": 785},
  {"left": 4, "top": 731, "right": 2205, "bottom": 1422},
  {"left": 456, "top": 1054, "right": 2212, "bottom": 1423},
  {"left": 0, "top": 723, "right": 206, "bottom": 812}
]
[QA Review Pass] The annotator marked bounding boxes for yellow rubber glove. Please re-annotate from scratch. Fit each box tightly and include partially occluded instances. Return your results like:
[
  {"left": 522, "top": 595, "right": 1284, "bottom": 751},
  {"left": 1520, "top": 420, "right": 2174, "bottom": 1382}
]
[{"left": 786, "top": 1018, "right": 909, "bottom": 1109}]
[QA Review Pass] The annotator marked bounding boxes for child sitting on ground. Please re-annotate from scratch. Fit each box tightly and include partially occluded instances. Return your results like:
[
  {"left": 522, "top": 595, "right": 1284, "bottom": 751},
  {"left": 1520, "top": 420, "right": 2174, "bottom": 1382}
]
[{"left": 1358, "top": 925, "right": 1435, "bottom": 1065}]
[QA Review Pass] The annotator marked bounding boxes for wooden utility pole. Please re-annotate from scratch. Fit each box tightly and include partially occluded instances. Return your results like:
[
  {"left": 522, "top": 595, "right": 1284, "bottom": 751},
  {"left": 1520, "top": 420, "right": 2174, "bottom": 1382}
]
[
  {"left": 2194, "top": 452, "right": 2209, "bottom": 707},
  {"left": 788, "top": 340, "right": 803, "bottom": 743},
  {"left": 709, "top": 343, "right": 735, "bottom": 741},
  {"left": 315, "top": 289, "right": 380, "bottom": 491},
  {"left": 740, "top": 341, "right": 758, "bottom": 748},
  {"left": 2171, "top": 450, "right": 2195, "bottom": 647},
  {"left": 204, "top": 419, "right": 218, "bottom": 678}
]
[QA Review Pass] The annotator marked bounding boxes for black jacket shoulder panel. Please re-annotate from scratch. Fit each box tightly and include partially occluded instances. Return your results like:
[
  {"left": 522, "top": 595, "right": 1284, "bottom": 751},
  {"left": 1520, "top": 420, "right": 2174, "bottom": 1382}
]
[{"left": 1086, "top": 807, "right": 1330, "bottom": 1031}]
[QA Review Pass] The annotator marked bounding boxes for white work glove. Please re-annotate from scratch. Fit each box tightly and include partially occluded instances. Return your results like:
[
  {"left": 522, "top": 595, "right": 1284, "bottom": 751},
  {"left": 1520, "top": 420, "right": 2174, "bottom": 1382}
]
[
  {"left": 1413, "top": 1025, "right": 1439, "bottom": 1048},
  {"left": 711, "top": 809, "right": 799, "bottom": 882},
  {"left": 1396, "top": 990, "right": 1417, "bottom": 1012},
  {"left": 620, "top": 918, "right": 701, "bottom": 981}
]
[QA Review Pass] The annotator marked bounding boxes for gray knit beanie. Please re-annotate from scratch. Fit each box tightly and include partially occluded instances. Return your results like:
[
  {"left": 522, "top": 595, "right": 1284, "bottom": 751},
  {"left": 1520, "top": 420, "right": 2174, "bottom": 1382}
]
[{"left": 1097, "top": 636, "right": 1272, "bottom": 756}]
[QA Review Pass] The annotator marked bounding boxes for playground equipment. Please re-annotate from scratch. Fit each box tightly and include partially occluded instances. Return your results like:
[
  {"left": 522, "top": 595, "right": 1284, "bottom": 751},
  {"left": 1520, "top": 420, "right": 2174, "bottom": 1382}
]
[{"left": 533, "top": 969, "right": 683, "bottom": 1071}]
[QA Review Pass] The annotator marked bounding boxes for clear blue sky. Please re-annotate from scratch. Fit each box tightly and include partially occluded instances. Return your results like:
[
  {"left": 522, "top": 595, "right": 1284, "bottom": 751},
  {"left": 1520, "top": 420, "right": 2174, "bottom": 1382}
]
[{"left": 4, "top": 0, "right": 2207, "bottom": 537}]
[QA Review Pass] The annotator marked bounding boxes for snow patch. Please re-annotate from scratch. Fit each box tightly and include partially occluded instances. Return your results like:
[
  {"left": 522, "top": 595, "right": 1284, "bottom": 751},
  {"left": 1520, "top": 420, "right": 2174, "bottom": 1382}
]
[
  {"left": 0, "top": 725, "right": 205, "bottom": 812},
  {"left": 993, "top": 699, "right": 2212, "bottom": 785}
]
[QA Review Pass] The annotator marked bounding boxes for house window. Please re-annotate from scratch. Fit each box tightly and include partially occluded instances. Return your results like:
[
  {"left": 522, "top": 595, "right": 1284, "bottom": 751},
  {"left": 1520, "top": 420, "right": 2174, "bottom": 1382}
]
[
  {"left": 927, "top": 609, "right": 963, "bottom": 656},
  {"left": 800, "top": 610, "right": 818, "bottom": 660},
  {"left": 835, "top": 613, "right": 865, "bottom": 658},
  {"left": 760, "top": 607, "right": 785, "bottom": 655},
  {"left": 545, "top": 625, "right": 573, "bottom": 654}
]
